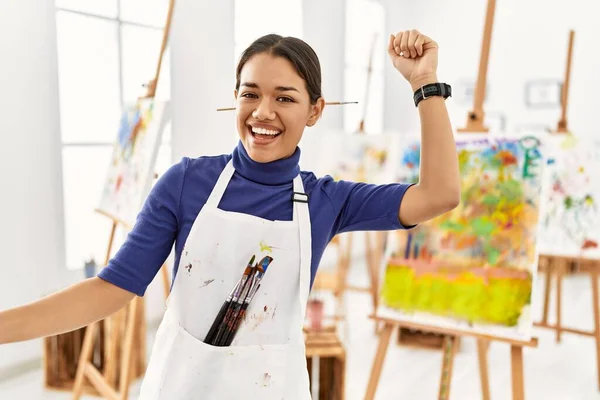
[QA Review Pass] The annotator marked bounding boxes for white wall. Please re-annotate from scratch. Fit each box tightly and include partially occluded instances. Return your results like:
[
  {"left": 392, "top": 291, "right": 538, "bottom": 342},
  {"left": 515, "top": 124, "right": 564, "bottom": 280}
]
[
  {"left": 381, "top": 0, "right": 600, "bottom": 136},
  {"left": 170, "top": 0, "right": 236, "bottom": 160},
  {"left": 302, "top": 0, "right": 346, "bottom": 132}
]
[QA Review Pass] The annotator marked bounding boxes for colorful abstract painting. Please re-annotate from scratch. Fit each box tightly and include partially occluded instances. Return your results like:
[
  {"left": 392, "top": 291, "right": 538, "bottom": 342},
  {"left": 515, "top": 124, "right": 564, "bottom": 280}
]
[
  {"left": 316, "top": 133, "right": 399, "bottom": 184},
  {"left": 98, "top": 99, "right": 169, "bottom": 226},
  {"left": 538, "top": 134, "right": 600, "bottom": 259},
  {"left": 378, "top": 135, "right": 545, "bottom": 340}
]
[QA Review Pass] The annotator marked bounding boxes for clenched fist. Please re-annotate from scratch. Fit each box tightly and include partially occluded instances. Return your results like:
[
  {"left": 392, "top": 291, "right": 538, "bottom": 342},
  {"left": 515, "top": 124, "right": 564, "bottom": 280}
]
[{"left": 388, "top": 30, "right": 439, "bottom": 90}]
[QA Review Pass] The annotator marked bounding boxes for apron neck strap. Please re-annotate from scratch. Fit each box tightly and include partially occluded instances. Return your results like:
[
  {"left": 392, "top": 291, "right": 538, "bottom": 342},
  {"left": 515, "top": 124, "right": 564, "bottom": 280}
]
[
  {"left": 205, "top": 160, "right": 236, "bottom": 208},
  {"left": 293, "top": 175, "right": 311, "bottom": 319}
]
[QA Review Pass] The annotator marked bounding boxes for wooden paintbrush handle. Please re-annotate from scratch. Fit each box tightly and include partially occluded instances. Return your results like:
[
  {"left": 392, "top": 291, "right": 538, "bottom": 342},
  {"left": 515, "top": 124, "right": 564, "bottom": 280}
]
[
  {"left": 204, "top": 301, "right": 229, "bottom": 344},
  {"left": 224, "top": 305, "right": 249, "bottom": 346},
  {"left": 212, "top": 305, "right": 236, "bottom": 346}
]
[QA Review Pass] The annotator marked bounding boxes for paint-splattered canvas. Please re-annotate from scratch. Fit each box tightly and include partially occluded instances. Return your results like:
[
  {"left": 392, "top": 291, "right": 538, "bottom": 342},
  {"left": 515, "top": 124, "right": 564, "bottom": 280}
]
[
  {"left": 538, "top": 134, "right": 600, "bottom": 259},
  {"left": 316, "top": 133, "right": 399, "bottom": 184},
  {"left": 98, "top": 99, "right": 169, "bottom": 226},
  {"left": 378, "top": 135, "right": 545, "bottom": 340}
]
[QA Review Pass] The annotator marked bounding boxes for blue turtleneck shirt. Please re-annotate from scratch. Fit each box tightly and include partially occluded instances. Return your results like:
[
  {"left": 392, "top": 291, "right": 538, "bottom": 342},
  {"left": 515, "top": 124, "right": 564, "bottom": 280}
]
[{"left": 97, "top": 141, "right": 414, "bottom": 296}]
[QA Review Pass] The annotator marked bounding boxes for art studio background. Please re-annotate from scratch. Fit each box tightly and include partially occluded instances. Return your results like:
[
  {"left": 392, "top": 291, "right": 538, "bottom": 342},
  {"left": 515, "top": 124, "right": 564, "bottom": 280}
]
[{"left": 1, "top": 0, "right": 599, "bottom": 399}]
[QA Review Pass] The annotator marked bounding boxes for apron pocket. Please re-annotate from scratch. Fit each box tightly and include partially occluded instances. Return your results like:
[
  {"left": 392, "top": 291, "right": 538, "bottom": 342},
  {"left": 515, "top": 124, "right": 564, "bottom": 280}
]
[
  {"left": 137, "top": 314, "right": 180, "bottom": 400},
  {"left": 157, "top": 322, "right": 288, "bottom": 400}
]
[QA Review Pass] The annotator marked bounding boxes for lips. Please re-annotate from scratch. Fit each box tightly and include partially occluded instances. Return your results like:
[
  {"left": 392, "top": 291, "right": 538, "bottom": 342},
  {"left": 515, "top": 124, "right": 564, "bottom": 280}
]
[{"left": 247, "top": 125, "right": 282, "bottom": 145}]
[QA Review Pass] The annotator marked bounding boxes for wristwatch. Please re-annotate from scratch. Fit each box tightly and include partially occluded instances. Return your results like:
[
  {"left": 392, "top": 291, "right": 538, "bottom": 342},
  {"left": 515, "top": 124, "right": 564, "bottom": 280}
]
[{"left": 413, "top": 83, "right": 452, "bottom": 107}]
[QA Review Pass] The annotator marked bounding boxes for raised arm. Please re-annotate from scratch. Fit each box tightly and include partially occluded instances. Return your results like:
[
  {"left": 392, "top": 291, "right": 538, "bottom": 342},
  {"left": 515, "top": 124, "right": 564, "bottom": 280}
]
[
  {"left": 0, "top": 277, "right": 134, "bottom": 344},
  {"left": 388, "top": 29, "right": 461, "bottom": 227}
]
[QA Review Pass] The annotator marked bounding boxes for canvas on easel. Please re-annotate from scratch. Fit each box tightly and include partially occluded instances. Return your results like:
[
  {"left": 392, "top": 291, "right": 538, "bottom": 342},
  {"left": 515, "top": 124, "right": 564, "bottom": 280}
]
[
  {"left": 97, "top": 98, "right": 170, "bottom": 227},
  {"left": 381, "top": 134, "right": 546, "bottom": 341},
  {"left": 533, "top": 30, "right": 600, "bottom": 393},
  {"left": 538, "top": 134, "right": 600, "bottom": 260},
  {"left": 316, "top": 132, "right": 399, "bottom": 184},
  {"left": 366, "top": 136, "right": 544, "bottom": 400}
]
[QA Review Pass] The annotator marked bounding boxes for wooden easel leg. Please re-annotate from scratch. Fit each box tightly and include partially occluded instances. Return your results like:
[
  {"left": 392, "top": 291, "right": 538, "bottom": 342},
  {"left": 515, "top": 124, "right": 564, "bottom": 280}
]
[
  {"left": 364, "top": 232, "right": 380, "bottom": 335},
  {"left": 340, "top": 233, "right": 353, "bottom": 295},
  {"left": 590, "top": 269, "right": 600, "bottom": 390},
  {"left": 365, "top": 323, "right": 394, "bottom": 400},
  {"left": 137, "top": 296, "right": 147, "bottom": 376},
  {"left": 369, "top": 232, "right": 385, "bottom": 310},
  {"left": 365, "top": 232, "right": 376, "bottom": 328},
  {"left": 510, "top": 345, "right": 525, "bottom": 400},
  {"left": 118, "top": 298, "right": 139, "bottom": 400},
  {"left": 541, "top": 257, "right": 553, "bottom": 325},
  {"left": 477, "top": 340, "right": 491, "bottom": 400},
  {"left": 105, "top": 309, "right": 126, "bottom": 387},
  {"left": 161, "top": 264, "right": 170, "bottom": 300},
  {"left": 366, "top": 232, "right": 386, "bottom": 335},
  {"left": 72, "top": 322, "right": 98, "bottom": 399},
  {"left": 340, "top": 233, "right": 353, "bottom": 340},
  {"left": 438, "top": 335, "right": 459, "bottom": 400},
  {"left": 337, "top": 354, "right": 346, "bottom": 400},
  {"left": 555, "top": 259, "right": 565, "bottom": 343}
]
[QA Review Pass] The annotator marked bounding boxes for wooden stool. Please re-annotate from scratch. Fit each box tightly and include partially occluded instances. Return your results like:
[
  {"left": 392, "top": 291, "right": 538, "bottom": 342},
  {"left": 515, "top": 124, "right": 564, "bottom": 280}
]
[{"left": 305, "top": 328, "right": 346, "bottom": 400}]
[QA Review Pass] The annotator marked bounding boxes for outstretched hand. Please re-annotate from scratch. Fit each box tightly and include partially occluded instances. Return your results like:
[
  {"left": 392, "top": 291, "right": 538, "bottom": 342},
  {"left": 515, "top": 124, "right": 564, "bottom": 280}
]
[{"left": 388, "top": 30, "right": 439, "bottom": 89}]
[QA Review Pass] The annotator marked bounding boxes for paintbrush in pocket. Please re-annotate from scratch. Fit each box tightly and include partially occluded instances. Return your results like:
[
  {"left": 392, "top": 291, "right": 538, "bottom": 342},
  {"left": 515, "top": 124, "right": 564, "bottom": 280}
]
[
  {"left": 222, "top": 256, "right": 273, "bottom": 346},
  {"left": 211, "top": 260, "right": 259, "bottom": 346},
  {"left": 204, "top": 255, "right": 255, "bottom": 345}
]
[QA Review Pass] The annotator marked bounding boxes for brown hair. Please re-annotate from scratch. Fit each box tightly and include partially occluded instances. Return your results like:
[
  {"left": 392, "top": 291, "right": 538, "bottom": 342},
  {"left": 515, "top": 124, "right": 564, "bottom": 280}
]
[{"left": 235, "top": 34, "right": 322, "bottom": 104}]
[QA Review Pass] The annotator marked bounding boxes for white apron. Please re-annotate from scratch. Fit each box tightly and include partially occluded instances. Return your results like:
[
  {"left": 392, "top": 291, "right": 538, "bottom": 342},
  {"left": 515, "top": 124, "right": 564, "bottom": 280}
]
[{"left": 138, "top": 160, "right": 312, "bottom": 399}]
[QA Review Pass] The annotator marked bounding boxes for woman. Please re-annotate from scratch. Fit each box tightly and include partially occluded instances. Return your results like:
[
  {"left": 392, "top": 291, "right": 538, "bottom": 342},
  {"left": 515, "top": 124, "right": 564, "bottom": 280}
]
[{"left": 0, "top": 29, "right": 459, "bottom": 399}]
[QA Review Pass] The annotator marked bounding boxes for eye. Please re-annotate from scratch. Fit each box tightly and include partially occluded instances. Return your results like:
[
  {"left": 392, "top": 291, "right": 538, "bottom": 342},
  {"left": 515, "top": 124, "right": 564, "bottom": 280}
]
[
  {"left": 241, "top": 92, "right": 258, "bottom": 99},
  {"left": 277, "top": 97, "right": 294, "bottom": 103}
]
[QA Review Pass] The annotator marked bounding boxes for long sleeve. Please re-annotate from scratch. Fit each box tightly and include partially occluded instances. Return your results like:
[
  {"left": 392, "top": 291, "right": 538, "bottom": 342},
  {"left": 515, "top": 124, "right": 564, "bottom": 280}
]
[{"left": 97, "top": 158, "right": 188, "bottom": 296}]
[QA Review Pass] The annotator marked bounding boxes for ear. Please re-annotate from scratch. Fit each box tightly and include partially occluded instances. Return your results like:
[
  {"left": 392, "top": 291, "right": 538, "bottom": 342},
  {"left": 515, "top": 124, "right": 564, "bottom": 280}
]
[
  {"left": 306, "top": 97, "right": 325, "bottom": 127},
  {"left": 233, "top": 89, "right": 238, "bottom": 100}
]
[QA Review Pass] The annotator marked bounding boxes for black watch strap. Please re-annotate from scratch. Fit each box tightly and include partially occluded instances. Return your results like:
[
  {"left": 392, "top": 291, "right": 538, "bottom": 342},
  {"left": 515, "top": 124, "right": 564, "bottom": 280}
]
[{"left": 413, "top": 83, "right": 452, "bottom": 107}]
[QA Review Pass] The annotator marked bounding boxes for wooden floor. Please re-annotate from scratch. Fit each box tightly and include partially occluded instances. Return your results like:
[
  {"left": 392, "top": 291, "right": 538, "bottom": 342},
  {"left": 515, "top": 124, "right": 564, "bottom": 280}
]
[{"left": 1, "top": 268, "right": 600, "bottom": 399}]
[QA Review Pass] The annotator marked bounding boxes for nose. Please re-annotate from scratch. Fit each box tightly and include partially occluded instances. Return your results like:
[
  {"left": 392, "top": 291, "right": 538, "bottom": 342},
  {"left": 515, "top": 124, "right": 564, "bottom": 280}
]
[{"left": 252, "top": 99, "right": 276, "bottom": 120}]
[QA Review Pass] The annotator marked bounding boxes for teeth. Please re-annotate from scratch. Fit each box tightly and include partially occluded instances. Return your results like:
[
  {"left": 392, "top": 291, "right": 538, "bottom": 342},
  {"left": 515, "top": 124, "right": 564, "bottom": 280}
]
[{"left": 252, "top": 127, "right": 281, "bottom": 136}]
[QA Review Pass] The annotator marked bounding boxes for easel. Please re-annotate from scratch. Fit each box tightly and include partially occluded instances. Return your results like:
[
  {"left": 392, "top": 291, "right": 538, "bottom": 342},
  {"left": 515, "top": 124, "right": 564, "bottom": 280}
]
[
  {"left": 365, "top": 317, "right": 537, "bottom": 400},
  {"left": 533, "top": 30, "right": 600, "bottom": 391},
  {"left": 310, "top": 234, "right": 353, "bottom": 328},
  {"left": 310, "top": 230, "right": 385, "bottom": 334},
  {"left": 70, "top": 2, "right": 176, "bottom": 399},
  {"left": 366, "top": 1, "right": 539, "bottom": 398},
  {"left": 356, "top": 32, "right": 378, "bottom": 134},
  {"left": 457, "top": 0, "right": 496, "bottom": 133},
  {"left": 556, "top": 30, "right": 574, "bottom": 134}
]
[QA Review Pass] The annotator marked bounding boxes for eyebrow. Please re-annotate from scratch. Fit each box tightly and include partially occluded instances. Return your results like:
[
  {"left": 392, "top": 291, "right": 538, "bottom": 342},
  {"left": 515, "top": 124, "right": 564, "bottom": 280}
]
[{"left": 240, "top": 82, "right": 299, "bottom": 93}]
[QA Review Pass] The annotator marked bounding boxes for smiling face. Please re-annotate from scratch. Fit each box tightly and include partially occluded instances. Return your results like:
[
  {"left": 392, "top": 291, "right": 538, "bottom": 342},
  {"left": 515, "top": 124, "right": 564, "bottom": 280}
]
[{"left": 235, "top": 53, "right": 324, "bottom": 163}]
